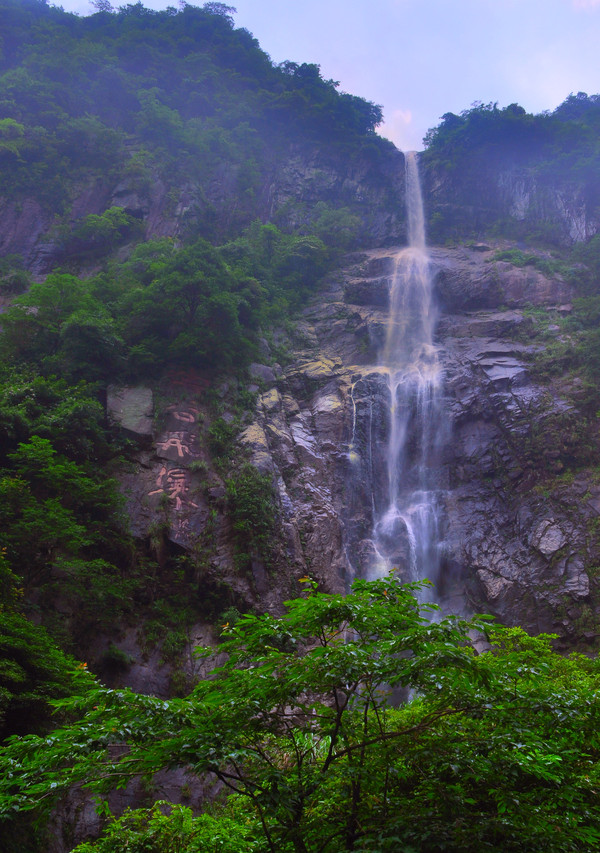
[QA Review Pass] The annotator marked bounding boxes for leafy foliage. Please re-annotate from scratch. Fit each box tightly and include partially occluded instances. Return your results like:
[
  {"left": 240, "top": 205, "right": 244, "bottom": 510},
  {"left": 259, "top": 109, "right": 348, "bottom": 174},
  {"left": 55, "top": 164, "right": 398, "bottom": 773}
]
[
  {"left": 61, "top": 207, "right": 143, "bottom": 261},
  {"left": 0, "top": 0, "right": 384, "bottom": 246},
  {"left": 2, "top": 577, "right": 600, "bottom": 851},
  {"left": 0, "top": 224, "right": 335, "bottom": 381},
  {"left": 225, "top": 464, "right": 276, "bottom": 571},
  {"left": 0, "top": 548, "right": 89, "bottom": 740},
  {"left": 72, "top": 801, "right": 262, "bottom": 853},
  {"left": 422, "top": 95, "right": 600, "bottom": 244},
  {"left": 0, "top": 254, "right": 30, "bottom": 295}
]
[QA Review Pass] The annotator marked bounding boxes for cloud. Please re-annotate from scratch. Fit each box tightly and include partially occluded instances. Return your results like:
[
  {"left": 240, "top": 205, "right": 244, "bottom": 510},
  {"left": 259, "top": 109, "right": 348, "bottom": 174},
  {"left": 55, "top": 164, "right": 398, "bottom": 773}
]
[{"left": 379, "top": 109, "right": 422, "bottom": 151}]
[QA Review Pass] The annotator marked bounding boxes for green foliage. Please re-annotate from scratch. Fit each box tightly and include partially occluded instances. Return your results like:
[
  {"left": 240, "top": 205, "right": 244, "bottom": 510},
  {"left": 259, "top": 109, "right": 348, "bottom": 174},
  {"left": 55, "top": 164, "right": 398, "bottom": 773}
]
[
  {"left": 225, "top": 464, "right": 276, "bottom": 569},
  {"left": 0, "top": 273, "right": 125, "bottom": 382},
  {"left": 0, "top": 230, "right": 323, "bottom": 380},
  {"left": 0, "top": 610, "right": 87, "bottom": 742},
  {"left": 207, "top": 417, "right": 240, "bottom": 465},
  {"left": 0, "top": 369, "right": 110, "bottom": 463},
  {"left": 62, "top": 206, "right": 143, "bottom": 260},
  {"left": 0, "top": 255, "right": 30, "bottom": 295},
  {"left": 423, "top": 96, "right": 600, "bottom": 245},
  {"left": 219, "top": 220, "right": 331, "bottom": 321},
  {"left": 71, "top": 801, "right": 262, "bottom": 853},
  {"left": 119, "top": 237, "right": 258, "bottom": 371},
  {"left": 0, "top": 549, "right": 89, "bottom": 742},
  {"left": 98, "top": 643, "right": 132, "bottom": 675},
  {"left": 309, "top": 201, "right": 361, "bottom": 250},
  {"left": 0, "top": 0, "right": 386, "bottom": 243},
  {"left": 570, "top": 233, "right": 600, "bottom": 293},
  {"left": 0, "top": 365, "right": 134, "bottom": 652},
  {"left": 526, "top": 245, "right": 600, "bottom": 392},
  {"left": 3, "top": 577, "right": 600, "bottom": 851},
  {"left": 491, "top": 247, "right": 568, "bottom": 277},
  {"left": 0, "top": 436, "right": 123, "bottom": 589}
]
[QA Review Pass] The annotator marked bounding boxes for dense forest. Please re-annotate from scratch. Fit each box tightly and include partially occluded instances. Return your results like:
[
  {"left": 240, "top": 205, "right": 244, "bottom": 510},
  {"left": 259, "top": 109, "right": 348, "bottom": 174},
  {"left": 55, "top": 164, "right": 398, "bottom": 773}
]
[
  {"left": 2, "top": 0, "right": 600, "bottom": 850},
  {"left": 422, "top": 95, "right": 600, "bottom": 243}
]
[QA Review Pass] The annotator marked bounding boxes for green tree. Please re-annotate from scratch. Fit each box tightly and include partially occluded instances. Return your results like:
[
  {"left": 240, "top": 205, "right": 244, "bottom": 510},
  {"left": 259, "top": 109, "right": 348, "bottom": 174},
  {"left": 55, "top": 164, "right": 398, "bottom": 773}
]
[
  {"left": 0, "top": 273, "right": 124, "bottom": 381},
  {"left": 0, "top": 118, "right": 25, "bottom": 162},
  {"left": 0, "top": 254, "right": 30, "bottom": 295},
  {"left": 0, "top": 436, "right": 122, "bottom": 590},
  {"left": 0, "top": 369, "right": 110, "bottom": 464},
  {"left": 0, "top": 549, "right": 89, "bottom": 741},
  {"left": 2, "top": 576, "right": 600, "bottom": 851},
  {"left": 65, "top": 206, "right": 141, "bottom": 259},
  {"left": 120, "top": 237, "right": 257, "bottom": 370},
  {"left": 225, "top": 464, "right": 276, "bottom": 571}
]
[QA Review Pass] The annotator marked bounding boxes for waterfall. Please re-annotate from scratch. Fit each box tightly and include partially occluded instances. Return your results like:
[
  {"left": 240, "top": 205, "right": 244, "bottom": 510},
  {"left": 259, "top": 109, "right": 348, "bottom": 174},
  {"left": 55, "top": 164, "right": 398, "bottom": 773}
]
[{"left": 369, "top": 152, "right": 445, "bottom": 596}]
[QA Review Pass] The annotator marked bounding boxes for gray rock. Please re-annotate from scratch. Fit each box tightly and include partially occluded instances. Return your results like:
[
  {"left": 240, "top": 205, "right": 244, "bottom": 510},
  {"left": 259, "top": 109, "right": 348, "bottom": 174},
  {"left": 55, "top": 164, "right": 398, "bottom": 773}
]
[
  {"left": 531, "top": 519, "right": 567, "bottom": 557},
  {"left": 344, "top": 277, "right": 390, "bottom": 307},
  {"left": 249, "top": 362, "right": 277, "bottom": 384},
  {"left": 107, "top": 385, "right": 153, "bottom": 436}
]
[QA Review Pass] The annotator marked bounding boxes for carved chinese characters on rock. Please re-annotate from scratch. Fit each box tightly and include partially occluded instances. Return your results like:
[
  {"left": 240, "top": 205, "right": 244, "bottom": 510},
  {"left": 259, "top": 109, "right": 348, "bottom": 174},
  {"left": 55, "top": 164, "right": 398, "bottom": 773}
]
[
  {"left": 165, "top": 404, "right": 199, "bottom": 427},
  {"left": 155, "top": 405, "right": 200, "bottom": 462},
  {"left": 155, "top": 431, "right": 195, "bottom": 462},
  {"left": 149, "top": 404, "right": 202, "bottom": 511},
  {"left": 149, "top": 465, "right": 198, "bottom": 512}
]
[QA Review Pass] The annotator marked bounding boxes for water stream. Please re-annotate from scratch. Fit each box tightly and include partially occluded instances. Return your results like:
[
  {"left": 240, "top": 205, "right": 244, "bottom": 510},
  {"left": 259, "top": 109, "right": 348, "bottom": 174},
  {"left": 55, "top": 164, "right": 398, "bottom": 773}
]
[{"left": 368, "top": 152, "right": 446, "bottom": 596}]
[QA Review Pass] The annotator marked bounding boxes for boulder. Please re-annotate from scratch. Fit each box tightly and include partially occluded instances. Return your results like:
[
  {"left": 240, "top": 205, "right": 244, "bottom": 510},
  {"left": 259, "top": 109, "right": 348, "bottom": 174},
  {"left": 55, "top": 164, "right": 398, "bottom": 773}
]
[{"left": 107, "top": 385, "right": 153, "bottom": 438}]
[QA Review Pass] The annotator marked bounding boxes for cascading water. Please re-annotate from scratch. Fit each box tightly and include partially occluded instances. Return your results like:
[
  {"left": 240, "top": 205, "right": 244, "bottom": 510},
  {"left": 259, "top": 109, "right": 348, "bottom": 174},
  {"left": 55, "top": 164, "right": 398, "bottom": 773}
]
[{"left": 368, "top": 151, "right": 446, "bottom": 596}]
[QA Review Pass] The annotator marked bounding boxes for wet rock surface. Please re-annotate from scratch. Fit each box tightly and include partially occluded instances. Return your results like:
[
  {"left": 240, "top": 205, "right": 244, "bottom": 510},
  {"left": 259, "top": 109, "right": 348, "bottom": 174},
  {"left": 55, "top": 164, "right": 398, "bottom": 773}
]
[
  {"left": 115, "top": 243, "right": 600, "bottom": 652},
  {"left": 232, "top": 244, "right": 599, "bottom": 641}
]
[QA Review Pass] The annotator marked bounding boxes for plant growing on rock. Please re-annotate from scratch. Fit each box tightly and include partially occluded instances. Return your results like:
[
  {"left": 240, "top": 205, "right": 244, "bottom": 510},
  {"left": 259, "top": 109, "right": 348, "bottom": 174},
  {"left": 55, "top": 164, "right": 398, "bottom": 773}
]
[{"left": 225, "top": 464, "right": 276, "bottom": 572}]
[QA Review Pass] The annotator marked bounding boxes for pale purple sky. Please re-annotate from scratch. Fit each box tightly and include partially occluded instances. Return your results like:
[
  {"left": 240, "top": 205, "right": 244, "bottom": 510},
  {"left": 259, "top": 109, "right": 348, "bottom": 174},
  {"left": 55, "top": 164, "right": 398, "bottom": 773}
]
[{"left": 54, "top": 0, "right": 600, "bottom": 150}]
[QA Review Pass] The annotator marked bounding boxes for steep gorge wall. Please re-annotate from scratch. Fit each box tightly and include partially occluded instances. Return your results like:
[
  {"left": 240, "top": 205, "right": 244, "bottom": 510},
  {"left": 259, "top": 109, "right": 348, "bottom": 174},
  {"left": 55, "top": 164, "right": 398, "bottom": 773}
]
[
  {"left": 262, "top": 245, "right": 600, "bottom": 640},
  {"left": 0, "top": 143, "right": 405, "bottom": 278},
  {"left": 43, "top": 171, "right": 600, "bottom": 851},
  {"left": 423, "top": 162, "right": 600, "bottom": 246},
  {"left": 111, "top": 243, "right": 600, "bottom": 650}
]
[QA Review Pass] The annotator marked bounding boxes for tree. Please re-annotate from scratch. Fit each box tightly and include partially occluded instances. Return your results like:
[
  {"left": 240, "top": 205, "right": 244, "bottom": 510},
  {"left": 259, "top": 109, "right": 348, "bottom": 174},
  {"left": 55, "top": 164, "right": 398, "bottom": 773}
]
[
  {"left": 2, "top": 576, "right": 600, "bottom": 851},
  {"left": 91, "top": 0, "right": 114, "bottom": 12},
  {"left": 120, "top": 237, "right": 258, "bottom": 370},
  {"left": 202, "top": 2, "right": 236, "bottom": 22},
  {"left": 0, "top": 119, "right": 25, "bottom": 161}
]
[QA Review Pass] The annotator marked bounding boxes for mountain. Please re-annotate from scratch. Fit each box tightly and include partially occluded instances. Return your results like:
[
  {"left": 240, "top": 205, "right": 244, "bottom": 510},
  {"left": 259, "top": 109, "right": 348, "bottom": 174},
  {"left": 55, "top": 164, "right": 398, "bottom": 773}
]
[
  {"left": 0, "top": 0, "right": 403, "bottom": 278},
  {"left": 2, "top": 1, "right": 600, "bottom": 849}
]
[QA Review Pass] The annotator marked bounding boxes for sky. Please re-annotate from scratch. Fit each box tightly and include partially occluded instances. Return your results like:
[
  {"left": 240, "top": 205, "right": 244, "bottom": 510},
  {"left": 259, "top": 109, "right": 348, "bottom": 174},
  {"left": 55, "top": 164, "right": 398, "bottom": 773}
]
[{"left": 54, "top": 0, "right": 600, "bottom": 150}]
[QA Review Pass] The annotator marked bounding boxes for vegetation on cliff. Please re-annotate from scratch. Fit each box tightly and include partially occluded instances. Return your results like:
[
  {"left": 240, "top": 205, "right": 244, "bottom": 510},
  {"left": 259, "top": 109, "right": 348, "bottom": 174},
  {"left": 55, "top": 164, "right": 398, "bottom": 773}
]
[
  {"left": 0, "top": 0, "right": 389, "bottom": 250},
  {"left": 3, "top": 1, "right": 600, "bottom": 850},
  {"left": 0, "top": 0, "right": 380, "bottom": 746},
  {"left": 422, "top": 94, "right": 600, "bottom": 244}
]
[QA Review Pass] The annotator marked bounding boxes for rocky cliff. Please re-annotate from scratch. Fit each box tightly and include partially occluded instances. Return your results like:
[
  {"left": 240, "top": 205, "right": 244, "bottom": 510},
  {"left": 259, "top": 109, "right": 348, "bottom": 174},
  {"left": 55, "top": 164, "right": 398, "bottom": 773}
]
[
  {"left": 423, "top": 164, "right": 600, "bottom": 246},
  {"left": 113, "top": 241, "right": 600, "bottom": 655},
  {"left": 0, "top": 143, "right": 405, "bottom": 279}
]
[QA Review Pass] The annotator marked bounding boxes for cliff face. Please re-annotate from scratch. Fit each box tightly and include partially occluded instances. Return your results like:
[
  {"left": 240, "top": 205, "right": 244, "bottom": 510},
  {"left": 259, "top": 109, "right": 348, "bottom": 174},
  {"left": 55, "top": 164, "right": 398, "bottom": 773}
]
[
  {"left": 110, "top": 241, "right": 600, "bottom": 647},
  {"left": 423, "top": 164, "right": 600, "bottom": 246},
  {"left": 496, "top": 171, "right": 600, "bottom": 243},
  {"left": 432, "top": 247, "right": 598, "bottom": 638},
  {"left": 0, "top": 143, "right": 405, "bottom": 278},
  {"left": 271, "top": 245, "right": 599, "bottom": 639}
]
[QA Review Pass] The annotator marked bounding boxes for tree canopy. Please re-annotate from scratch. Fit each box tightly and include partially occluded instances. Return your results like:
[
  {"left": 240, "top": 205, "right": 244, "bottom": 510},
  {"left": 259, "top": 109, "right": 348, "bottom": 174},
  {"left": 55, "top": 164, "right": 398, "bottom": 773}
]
[
  {"left": 2, "top": 576, "right": 600, "bottom": 852},
  {"left": 422, "top": 95, "right": 600, "bottom": 243},
  {"left": 0, "top": 0, "right": 384, "bottom": 241}
]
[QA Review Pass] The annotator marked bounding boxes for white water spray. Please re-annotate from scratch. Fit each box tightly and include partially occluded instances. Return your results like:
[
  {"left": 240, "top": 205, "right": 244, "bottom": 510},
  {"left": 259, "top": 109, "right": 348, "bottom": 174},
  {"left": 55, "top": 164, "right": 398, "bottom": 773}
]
[{"left": 369, "top": 152, "right": 445, "bottom": 594}]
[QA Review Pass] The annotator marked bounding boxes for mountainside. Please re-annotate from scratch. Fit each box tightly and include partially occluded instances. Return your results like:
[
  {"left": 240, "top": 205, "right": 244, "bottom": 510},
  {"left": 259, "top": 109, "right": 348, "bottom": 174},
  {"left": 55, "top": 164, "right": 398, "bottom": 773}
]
[
  {"left": 0, "top": 0, "right": 403, "bottom": 277},
  {"left": 235, "top": 242, "right": 597, "bottom": 641},
  {"left": 3, "top": 1, "right": 600, "bottom": 849},
  {"left": 422, "top": 97, "right": 600, "bottom": 245}
]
